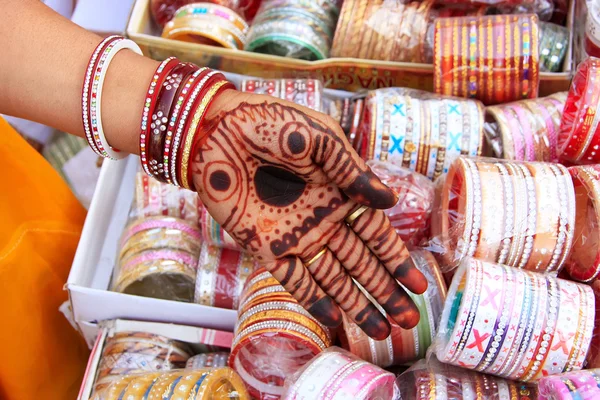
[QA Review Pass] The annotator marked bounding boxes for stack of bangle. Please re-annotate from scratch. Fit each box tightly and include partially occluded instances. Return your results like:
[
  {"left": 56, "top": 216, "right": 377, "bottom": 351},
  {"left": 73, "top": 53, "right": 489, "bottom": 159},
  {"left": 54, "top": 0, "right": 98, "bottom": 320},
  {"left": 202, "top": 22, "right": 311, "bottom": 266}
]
[
  {"left": 81, "top": 36, "right": 143, "bottom": 160},
  {"left": 92, "top": 331, "right": 191, "bottom": 394},
  {"left": 435, "top": 258, "right": 595, "bottom": 382},
  {"left": 538, "top": 369, "right": 600, "bottom": 399},
  {"left": 339, "top": 250, "right": 446, "bottom": 367},
  {"left": 230, "top": 267, "right": 333, "bottom": 399},
  {"left": 241, "top": 78, "right": 323, "bottom": 112},
  {"left": 82, "top": 36, "right": 235, "bottom": 189},
  {"left": 194, "top": 242, "right": 255, "bottom": 309},
  {"left": 92, "top": 367, "right": 250, "bottom": 400},
  {"left": 186, "top": 352, "right": 230, "bottom": 369},
  {"left": 151, "top": 0, "right": 260, "bottom": 27},
  {"left": 133, "top": 171, "right": 199, "bottom": 223},
  {"left": 162, "top": 3, "right": 249, "bottom": 50},
  {"left": 539, "top": 22, "right": 569, "bottom": 73},
  {"left": 433, "top": 14, "right": 540, "bottom": 105},
  {"left": 563, "top": 165, "right": 600, "bottom": 282},
  {"left": 558, "top": 57, "right": 600, "bottom": 165},
  {"left": 283, "top": 348, "right": 397, "bottom": 400},
  {"left": 112, "top": 216, "right": 202, "bottom": 302},
  {"left": 586, "top": 1, "right": 600, "bottom": 59},
  {"left": 367, "top": 161, "right": 435, "bottom": 246},
  {"left": 585, "top": 279, "right": 600, "bottom": 369},
  {"left": 198, "top": 204, "right": 240, "bottom": 250},
  {"left": 245, "top": 0, "right": 341, "bottom": 61},
  {"left": 485, "top": 92, "right": 567, "bottom": 162},
  {"left": 356, "top": 88, "right": 485, "bottom": 180},
  {"left": 433, "top": 157, "right": 576, "bottom": 272},
  {"left": 397, "top": 358, "right": 538, "bottom": 399}
]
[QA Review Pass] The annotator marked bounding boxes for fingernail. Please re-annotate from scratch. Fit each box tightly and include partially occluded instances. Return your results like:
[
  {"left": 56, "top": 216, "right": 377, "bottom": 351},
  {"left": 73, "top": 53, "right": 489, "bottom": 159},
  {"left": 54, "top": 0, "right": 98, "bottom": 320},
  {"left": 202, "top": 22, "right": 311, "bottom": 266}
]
[
  {"left": 394, "top": 258, "right": 428, "bottom": 295},
  {"left": 307, "top": 297, "right": 343, "bottom": 328}
]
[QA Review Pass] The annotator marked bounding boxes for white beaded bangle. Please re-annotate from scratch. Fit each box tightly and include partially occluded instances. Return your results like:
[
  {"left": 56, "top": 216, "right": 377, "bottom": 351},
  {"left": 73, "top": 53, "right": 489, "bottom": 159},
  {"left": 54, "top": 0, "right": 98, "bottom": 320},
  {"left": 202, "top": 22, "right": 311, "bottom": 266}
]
[{"left": 88, "top": 38, "right": 142, "bottom": 160}]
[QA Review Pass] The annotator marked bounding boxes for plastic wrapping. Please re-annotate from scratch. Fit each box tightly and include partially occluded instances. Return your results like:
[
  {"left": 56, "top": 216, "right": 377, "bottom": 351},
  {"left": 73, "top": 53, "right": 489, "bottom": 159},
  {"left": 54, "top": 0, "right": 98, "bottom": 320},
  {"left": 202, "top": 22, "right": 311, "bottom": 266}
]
[
  {"left": 586, "top": 279, "right": 600, "bottom": 369},
  {"left": 339, "top": 250, "right": 446, "bottom": 367},
  {"left": 161, "top": 3, "right": 250, "bottom": 50},
  {"left": 229, "top": 267, "right": 333, "bottom": 399},
  {"left": 330, "top": 0, "right": 486, "bottom": 63},
  {"left": 558, "top": 57, "right": 600, "bottom": 164},
  {"left": 198, "top": 203, "right": 240, "bottom": 250},
  {"left": 430, "top": 157, "right": 576, "bottom": 272},
  {"left": 538, "top": 369, "right": 600, "bottom": 399},
  {"left": 186, "top": 352, "right": 230, "bottom": 369},
  {"left": 484, "top": 92, "right": 567, "bottom": 162},
  {"left": 356, "top": 88, "right": 485, "bottom": 180},
  {"left": 539, "top": 22, "right": 570, "bottom": 72},
  {"left": 240, "top": 78, "right": 324, "bottom": 112},
  {"left": 433, "top": 14, "right": 540, "bottom": 105},
  {"left": 151, "top": 0, "right": 260, "bottom": 27},
  {"left": 563, "top": 165, "right": 600, "bottom": 282},
  {"left": 586, "top": 2, "right": 600, "bottom": 58},
  {"left": 367, "top": 161, "right": 435, "bottom": 246},
  {"left": 434, "top": 258, "right": 595, "bottom": 382},
  {"left": 282, "top": 347, "right": 398, "bottom": 400},
  {"left": 194, "top": 242, "right": 255, "bottom": 309},
  {"left": 396, "top": 357, "right": 538, "bottom": 399},
  {"left": 92, "top": 331, "right": 192, "bottom": 393},
  {"left": 91, "top": 367, "right": 250, "bottom": 400},
  {"left": 245, "top": 0, "right": 341, "bottom": 61}
]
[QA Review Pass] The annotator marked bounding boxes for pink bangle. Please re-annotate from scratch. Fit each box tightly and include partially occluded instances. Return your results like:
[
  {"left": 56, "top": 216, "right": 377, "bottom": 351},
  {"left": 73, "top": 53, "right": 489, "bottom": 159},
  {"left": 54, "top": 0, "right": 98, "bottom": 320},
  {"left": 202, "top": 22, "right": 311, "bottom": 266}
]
[
  {"left": 120, "top": 249, "right": 198, "bottom": 275},
  {"left": 511, "top": 104, "right": 536, "bottom": 161},
  {"left": 504, "top": 108, "right": 526, "bottom": 160},
  {"left": 120, "top": 217, "right": 201, "bottom": 246}
]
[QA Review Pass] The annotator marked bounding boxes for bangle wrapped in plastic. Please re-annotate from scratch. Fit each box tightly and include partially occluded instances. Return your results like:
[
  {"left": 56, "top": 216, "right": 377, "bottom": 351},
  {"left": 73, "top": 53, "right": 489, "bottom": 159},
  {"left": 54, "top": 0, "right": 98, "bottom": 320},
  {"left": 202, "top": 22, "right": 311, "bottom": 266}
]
[
  {"left": 92, "top": 331, "right": 191, "bottom": 394},
  {"left": 430, "top": 157, "right": 576, "bottom": 272},
  {"left": 338, "top": 250, "right": 446, "bottom": 367},
  {"left": 484, "top": 92, "right": 567, "bottom": 162},
  {"left": 538, "top": 369, "right": 600, "bottom": 399},
  {"left": 357, "top": 88, "right": 485, "bottom": 181},
  {"left": 396, "top": 357, "right": 538, "bottom": 399},
  {"left": 194, "top": 242, "right": 255, "bottom": 309},
  {"left": 367, "top": 161, "right": 435, "bottom": 247},
  {"left": 539, "top": 22, "right": 569, "bottom": 72},
  {"left": 91, "top": 367, "right": 250, "bottom": 400},
  {"left": 230, "top": 267, "right": 333, "bottom": 399},
  {"left": 282, "top": 347, "right": 397, "bottom": 400},
  {"left": 240, "top": 78, "right": 324, "bottom": 112},
  {"left": 558, "top": 57, "right": 600, "bottom": 164},
  {"left": 186, "top": 352, "right": 230, "bottom": 369},
  {"left": 245, "top": 0, "right": 341, "bottom": 60},
  {"left": 434, "top": 258, "right": 595, "bottom": 382},
  {"left": 433, "top": 14, "right": 540, "bottom": 105}
]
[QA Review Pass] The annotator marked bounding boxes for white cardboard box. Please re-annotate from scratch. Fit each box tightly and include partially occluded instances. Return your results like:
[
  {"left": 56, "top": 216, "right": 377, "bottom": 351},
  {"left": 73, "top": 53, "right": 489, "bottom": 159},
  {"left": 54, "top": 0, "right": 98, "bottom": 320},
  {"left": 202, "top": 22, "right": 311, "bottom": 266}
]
[{"left": 77, "top": 319, "right": 233, "bottom": 400}]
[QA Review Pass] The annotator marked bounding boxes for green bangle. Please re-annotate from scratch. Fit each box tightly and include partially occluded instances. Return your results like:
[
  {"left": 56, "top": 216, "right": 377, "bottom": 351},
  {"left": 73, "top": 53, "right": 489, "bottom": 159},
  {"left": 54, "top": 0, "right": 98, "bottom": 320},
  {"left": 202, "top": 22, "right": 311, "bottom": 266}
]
[{"left": 246, "top": 34, "right": 327, "bottom": 60}]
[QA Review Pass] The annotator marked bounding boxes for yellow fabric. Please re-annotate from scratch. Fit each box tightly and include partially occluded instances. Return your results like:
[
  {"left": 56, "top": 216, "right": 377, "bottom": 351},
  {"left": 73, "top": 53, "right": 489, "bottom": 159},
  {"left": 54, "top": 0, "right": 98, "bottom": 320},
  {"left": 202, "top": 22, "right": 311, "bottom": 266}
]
[{"left": 0, "top": 117, "right": 89, "bottom": 399}]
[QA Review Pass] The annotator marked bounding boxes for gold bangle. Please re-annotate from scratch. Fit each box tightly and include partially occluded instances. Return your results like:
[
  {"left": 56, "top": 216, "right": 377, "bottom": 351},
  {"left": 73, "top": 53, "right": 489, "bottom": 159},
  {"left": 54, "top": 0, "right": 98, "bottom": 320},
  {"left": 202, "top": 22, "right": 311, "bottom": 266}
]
[
  {"left": 345, "top": 205, "right": 369, "bottom": 225},
  {"left": 304, "top": 247, "right": 327, "bottom": 267},
  {"left": 195, "top": 367, "right": 250, "bottom": 400},
  {"left": 181, "top": 80, "right": 230, "bottom": 190}
]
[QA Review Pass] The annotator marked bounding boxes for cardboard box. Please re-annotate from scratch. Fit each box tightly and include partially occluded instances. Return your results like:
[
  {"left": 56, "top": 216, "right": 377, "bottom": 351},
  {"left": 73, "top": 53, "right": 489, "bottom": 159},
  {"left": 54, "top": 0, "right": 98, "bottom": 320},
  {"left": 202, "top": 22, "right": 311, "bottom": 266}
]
[
  {"left": 127, "top": 0, "right": 576, "bottom": 95},
  {"left": 77, "top": 319, "right": 233, "bottom": 400}
]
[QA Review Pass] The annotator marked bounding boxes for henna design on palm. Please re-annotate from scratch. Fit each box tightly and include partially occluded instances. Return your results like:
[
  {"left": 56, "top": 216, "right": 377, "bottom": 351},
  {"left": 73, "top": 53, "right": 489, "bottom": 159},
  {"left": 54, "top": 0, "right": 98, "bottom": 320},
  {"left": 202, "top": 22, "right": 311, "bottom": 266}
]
[{"left": 192, "top": 92, "right": 427, "bottom": 340}]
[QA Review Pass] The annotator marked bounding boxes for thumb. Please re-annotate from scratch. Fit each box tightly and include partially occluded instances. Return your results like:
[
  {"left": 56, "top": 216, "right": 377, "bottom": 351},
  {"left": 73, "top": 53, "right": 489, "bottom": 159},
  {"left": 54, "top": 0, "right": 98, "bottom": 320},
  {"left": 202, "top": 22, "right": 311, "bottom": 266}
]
[{"left": 310, "top": 115, "right": 397, "bottom": 209}]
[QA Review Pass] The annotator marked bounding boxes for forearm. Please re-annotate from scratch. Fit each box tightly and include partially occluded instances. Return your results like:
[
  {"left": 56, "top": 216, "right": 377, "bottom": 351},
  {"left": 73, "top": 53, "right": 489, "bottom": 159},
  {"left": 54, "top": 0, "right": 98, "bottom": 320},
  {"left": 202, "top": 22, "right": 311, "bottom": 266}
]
[{"left": 0, "top": 0, "right": 158, "bottom": 154}]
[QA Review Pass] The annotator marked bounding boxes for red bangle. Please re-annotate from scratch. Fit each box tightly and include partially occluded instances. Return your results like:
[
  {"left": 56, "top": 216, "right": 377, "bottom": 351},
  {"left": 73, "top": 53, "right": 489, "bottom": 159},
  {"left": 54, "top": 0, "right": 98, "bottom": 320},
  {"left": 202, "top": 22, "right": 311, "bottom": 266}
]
[{"left": 139, "top": 57, "right": 179, "bottom": 176}]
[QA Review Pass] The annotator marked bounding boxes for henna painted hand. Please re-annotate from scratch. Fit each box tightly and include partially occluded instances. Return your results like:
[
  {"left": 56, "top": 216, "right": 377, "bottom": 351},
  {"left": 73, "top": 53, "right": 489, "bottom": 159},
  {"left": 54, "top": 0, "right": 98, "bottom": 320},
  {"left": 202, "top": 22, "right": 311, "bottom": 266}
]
[{"left": 192, "top": 90, "right": 428, "bottom": 340}]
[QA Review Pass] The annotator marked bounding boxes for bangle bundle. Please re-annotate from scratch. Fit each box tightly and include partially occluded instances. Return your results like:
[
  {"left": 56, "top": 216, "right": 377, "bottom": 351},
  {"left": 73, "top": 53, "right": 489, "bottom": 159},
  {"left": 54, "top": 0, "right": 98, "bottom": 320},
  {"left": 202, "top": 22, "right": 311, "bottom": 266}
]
[
  {"left": 558, "top": 57, "right": 600, "bottom": 165},
  {"left": 339, "top": 250, "right": 446, "bottom": 367},
  {"left": 586, "top": 1, "right": 600, "bottom": 59},
  {"left": 357, "top": 88, "right": 485, "bottom": 180},
  {"left": 432, "top": 157, "right": 576, "bottom": 272},
  {"left": 397, "top": 358, "right": 538, "bottom": 399},
  {"left": 484, "top": 92, "right": 567, "bottom": 162},
  {"left": 563, "top": 165, "right": 600, "bottom": 282},
  {"left": 240, "top": 78, "right": 323, "bottom": 112},
  {"left": 194, "top": 242, "right": 255, "bottom": 309},
  {"left": 539, "top": 22, "right": 569, "bottom": 72},
  {"left": 198, "top": 203, "right": 240, "bottom": 250},
  {"left": 435, "top": 258, "right": 595, "bottom": 382},
  {"left": 230, "top": 267, "right": 333, "bottom": 399},
  {"left": 433, "top": 14, "right": 540, "bottom": 105},
  {"left": 162, "top": 2, "right": 249, "bottom": 50},
  {"left": 538, "top": 369, "right": 600, "bottom": 399},
  {"left": 186, "top": 352, "right": 230, "bottom": 369},
  {"left": 112, "top": 216, "right": 202, "bottom": 302},
  {"left": 82, "top": 36, "right": 143, "bottom": 160},
  {"left": 92, "top": 367, "right": 250, "bottom": 400},
  {"left": 283, "top": 348, "right": 397, "bottom": 400},
  {"left": 92, "top": 331, "right": 191, "bottom": 394},
  {"left": 245, "top": 0, "right": 341, "bottom": 61}
]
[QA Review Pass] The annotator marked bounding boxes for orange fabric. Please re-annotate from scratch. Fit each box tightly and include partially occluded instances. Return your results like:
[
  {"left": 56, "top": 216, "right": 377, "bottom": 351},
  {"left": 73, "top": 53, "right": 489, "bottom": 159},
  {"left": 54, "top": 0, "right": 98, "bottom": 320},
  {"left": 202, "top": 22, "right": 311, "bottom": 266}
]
[{"left": 0, "top": 117, "right": 89, "bottom": 400}]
